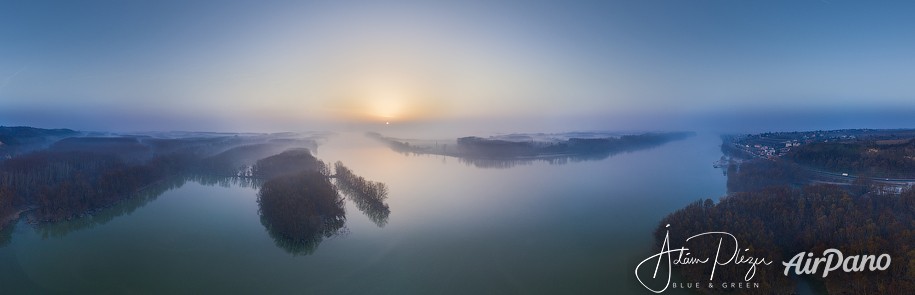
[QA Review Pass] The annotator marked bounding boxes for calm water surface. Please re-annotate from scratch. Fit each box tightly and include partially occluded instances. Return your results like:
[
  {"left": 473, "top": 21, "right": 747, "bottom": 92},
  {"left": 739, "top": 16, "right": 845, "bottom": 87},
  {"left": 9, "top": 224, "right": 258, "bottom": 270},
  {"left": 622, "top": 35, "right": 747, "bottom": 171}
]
[{"left": 0, "top": 133, "right": 726, "bottom": 294}]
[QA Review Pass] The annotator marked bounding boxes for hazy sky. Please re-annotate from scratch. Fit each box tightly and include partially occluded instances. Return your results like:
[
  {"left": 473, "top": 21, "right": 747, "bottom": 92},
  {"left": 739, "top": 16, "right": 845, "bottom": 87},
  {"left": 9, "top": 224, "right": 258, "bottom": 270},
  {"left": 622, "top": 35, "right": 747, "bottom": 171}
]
[{"left": 2, "top": 0, "right": 915, "bottom": 133}]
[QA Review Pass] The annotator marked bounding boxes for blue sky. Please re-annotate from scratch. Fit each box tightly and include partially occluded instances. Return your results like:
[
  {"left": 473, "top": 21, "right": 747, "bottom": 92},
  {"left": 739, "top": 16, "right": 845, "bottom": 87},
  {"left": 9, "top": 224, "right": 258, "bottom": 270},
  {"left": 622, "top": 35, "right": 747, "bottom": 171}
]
[{"left": 1, "top": 0, "right": 915, "bottom": 133}]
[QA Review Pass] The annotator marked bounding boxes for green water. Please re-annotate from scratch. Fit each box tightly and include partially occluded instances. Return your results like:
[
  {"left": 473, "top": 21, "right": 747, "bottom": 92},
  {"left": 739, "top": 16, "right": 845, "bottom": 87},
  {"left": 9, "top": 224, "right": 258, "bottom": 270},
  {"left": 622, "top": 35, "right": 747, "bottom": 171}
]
[{"left": 0, "top": 133, "right": 726, "bottom": 294}]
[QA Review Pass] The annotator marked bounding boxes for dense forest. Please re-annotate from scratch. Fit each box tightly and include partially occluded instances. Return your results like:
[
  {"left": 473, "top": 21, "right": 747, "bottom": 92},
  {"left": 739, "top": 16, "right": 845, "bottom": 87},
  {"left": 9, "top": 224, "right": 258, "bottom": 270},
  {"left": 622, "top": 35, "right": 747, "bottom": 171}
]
[
  {"left": 251, "top": 148, "right": 328, "bottom": 179},
  {"left": 786, "top": 140, "right": 915, "bottom": 178},
  {"left": 726, "top": 159, "right": 810, "bottom": 192},
  {"left": 258, "top": 170, "right": 345, "bottom": 255},
  {"left": 660, "top": 134, "right": 915, "bottom": 293},
  {"left": 0, "top": 151, "right": 187, "bottom": 222},
  {"left": 660, "top": 184, "right": 915, "bottom": 294},
  {"left": 0, "top": 144, "right": 292, "bottom": 224},
  {"left": 195, "top": 143, "right": 290, "bottom": 177},
  {"left": 0, "top": 128, "right": 320, "bottom": 230}
]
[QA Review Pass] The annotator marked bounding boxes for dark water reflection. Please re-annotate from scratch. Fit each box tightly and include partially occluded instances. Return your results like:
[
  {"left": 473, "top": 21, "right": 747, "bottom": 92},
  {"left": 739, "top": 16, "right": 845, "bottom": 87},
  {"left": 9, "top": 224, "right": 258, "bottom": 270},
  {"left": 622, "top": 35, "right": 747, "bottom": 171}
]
[
  {"left": 32, "top": 176, "right": 188, "bottom": 239},
  {"left": 5, "top": 168, "right": 388, "bottom": 257},
  {"left": 339, "top": 184, "right": 390, "bottom": 227},
  {"left": 25, "top": 174, "right": 269, "bottom": 240},
  {"left": 0, "top": 132, "right": 727, "bottom": 294}
]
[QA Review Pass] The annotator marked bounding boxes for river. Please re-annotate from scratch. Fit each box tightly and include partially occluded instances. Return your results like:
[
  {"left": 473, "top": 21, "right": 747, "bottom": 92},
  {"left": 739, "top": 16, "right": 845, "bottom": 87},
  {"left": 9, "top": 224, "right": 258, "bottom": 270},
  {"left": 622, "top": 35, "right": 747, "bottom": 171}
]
[{"left": 0, "top": 132, "right": 727, "bottom": 294}]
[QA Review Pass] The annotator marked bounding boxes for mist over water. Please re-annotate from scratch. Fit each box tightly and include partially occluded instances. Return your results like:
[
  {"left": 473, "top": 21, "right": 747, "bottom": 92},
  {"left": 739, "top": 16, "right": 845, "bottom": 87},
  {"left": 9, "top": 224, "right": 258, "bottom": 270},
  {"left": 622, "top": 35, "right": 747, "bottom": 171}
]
[
  {"left": 0, "top": 131, "right": 725, "bottom": 294},
  {"left": 6, "top": 104, "right": 914, "bottom": 138}
]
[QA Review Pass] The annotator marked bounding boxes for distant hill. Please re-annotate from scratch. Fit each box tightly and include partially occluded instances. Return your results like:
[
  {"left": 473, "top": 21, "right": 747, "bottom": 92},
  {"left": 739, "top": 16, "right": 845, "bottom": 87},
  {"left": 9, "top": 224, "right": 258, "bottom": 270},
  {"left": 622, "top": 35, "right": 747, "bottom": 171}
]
[
  {"left": 0, "top": 126, "right": 80, "bottom": 158},
  {"left": 0, "top": 126, "right": 78, "bottom": 146}
]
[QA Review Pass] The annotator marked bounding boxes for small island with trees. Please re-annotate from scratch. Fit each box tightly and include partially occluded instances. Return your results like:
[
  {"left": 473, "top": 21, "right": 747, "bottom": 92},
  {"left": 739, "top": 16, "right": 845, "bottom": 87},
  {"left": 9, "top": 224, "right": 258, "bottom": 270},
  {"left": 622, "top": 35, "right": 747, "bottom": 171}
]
[
  {"left": 253, "top": 150, "right": 345, "bottom": 255},
  {"left": 368, "top": 131, "right": 694, "bottom": 168}
]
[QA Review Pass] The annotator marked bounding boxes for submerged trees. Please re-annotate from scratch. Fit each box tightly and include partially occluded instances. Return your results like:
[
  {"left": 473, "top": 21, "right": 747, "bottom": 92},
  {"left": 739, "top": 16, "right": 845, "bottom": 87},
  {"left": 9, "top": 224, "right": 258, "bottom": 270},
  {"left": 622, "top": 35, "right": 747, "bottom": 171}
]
[{"left": 333, "top": 162, "right": 390, "bottom": 227}]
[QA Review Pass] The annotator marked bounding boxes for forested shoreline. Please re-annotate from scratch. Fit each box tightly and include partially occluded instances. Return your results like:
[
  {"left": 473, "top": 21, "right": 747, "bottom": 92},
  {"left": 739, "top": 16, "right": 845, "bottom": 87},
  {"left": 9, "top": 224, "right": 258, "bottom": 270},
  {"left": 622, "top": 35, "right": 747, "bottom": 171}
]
[
  {"left": 1, "top": 126, "right": 391, "bottom": 256},
  {"left": 0, "top": 127, "right": 321, "bottom": 231},
  {"left": 660, "top": 185, "right": 915, "bottom": 294},
  {"left": 658, "top": 134, "right": 915, "bottom": 294}
]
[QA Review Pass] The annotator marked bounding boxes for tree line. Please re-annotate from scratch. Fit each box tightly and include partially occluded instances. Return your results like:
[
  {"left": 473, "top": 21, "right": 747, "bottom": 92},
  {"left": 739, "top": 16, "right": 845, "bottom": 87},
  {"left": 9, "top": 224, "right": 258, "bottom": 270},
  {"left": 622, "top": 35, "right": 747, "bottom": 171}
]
[
  {"left": 333, "top": 161, "right": 390, "bottom": 227},
  {"left": 786, "top": 140, "right": 915, "bottom": 178},
  {"left": 0, "top": 151, "right": 188, "bottom": 223},
  {"left": 661, "top": 184, "right": 915, "bottom": 294},
  {"left": 726, "top": 159, "right": 810, "bottom": 192}
]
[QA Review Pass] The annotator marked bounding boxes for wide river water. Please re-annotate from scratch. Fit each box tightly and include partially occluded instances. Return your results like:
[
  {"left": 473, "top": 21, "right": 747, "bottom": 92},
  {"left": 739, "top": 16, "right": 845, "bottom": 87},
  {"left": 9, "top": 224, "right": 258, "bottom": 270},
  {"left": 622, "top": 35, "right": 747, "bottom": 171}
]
[{"left": 0, "top": 132, "right": 727, "bottom": 294}]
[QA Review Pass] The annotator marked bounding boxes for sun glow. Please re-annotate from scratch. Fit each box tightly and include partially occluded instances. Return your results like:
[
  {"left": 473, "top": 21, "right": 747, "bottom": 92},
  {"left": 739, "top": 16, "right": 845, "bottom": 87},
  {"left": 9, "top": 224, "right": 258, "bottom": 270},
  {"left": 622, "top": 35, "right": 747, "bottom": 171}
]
[
  {"left": 369, "top": 92, "right": 405, "bottom": 121},
  {"left": 357, "top": 75, "right": 426, "bottom": 123},
  {"left": 323, "top": 69, "right": 447, "bottom": 124}
]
